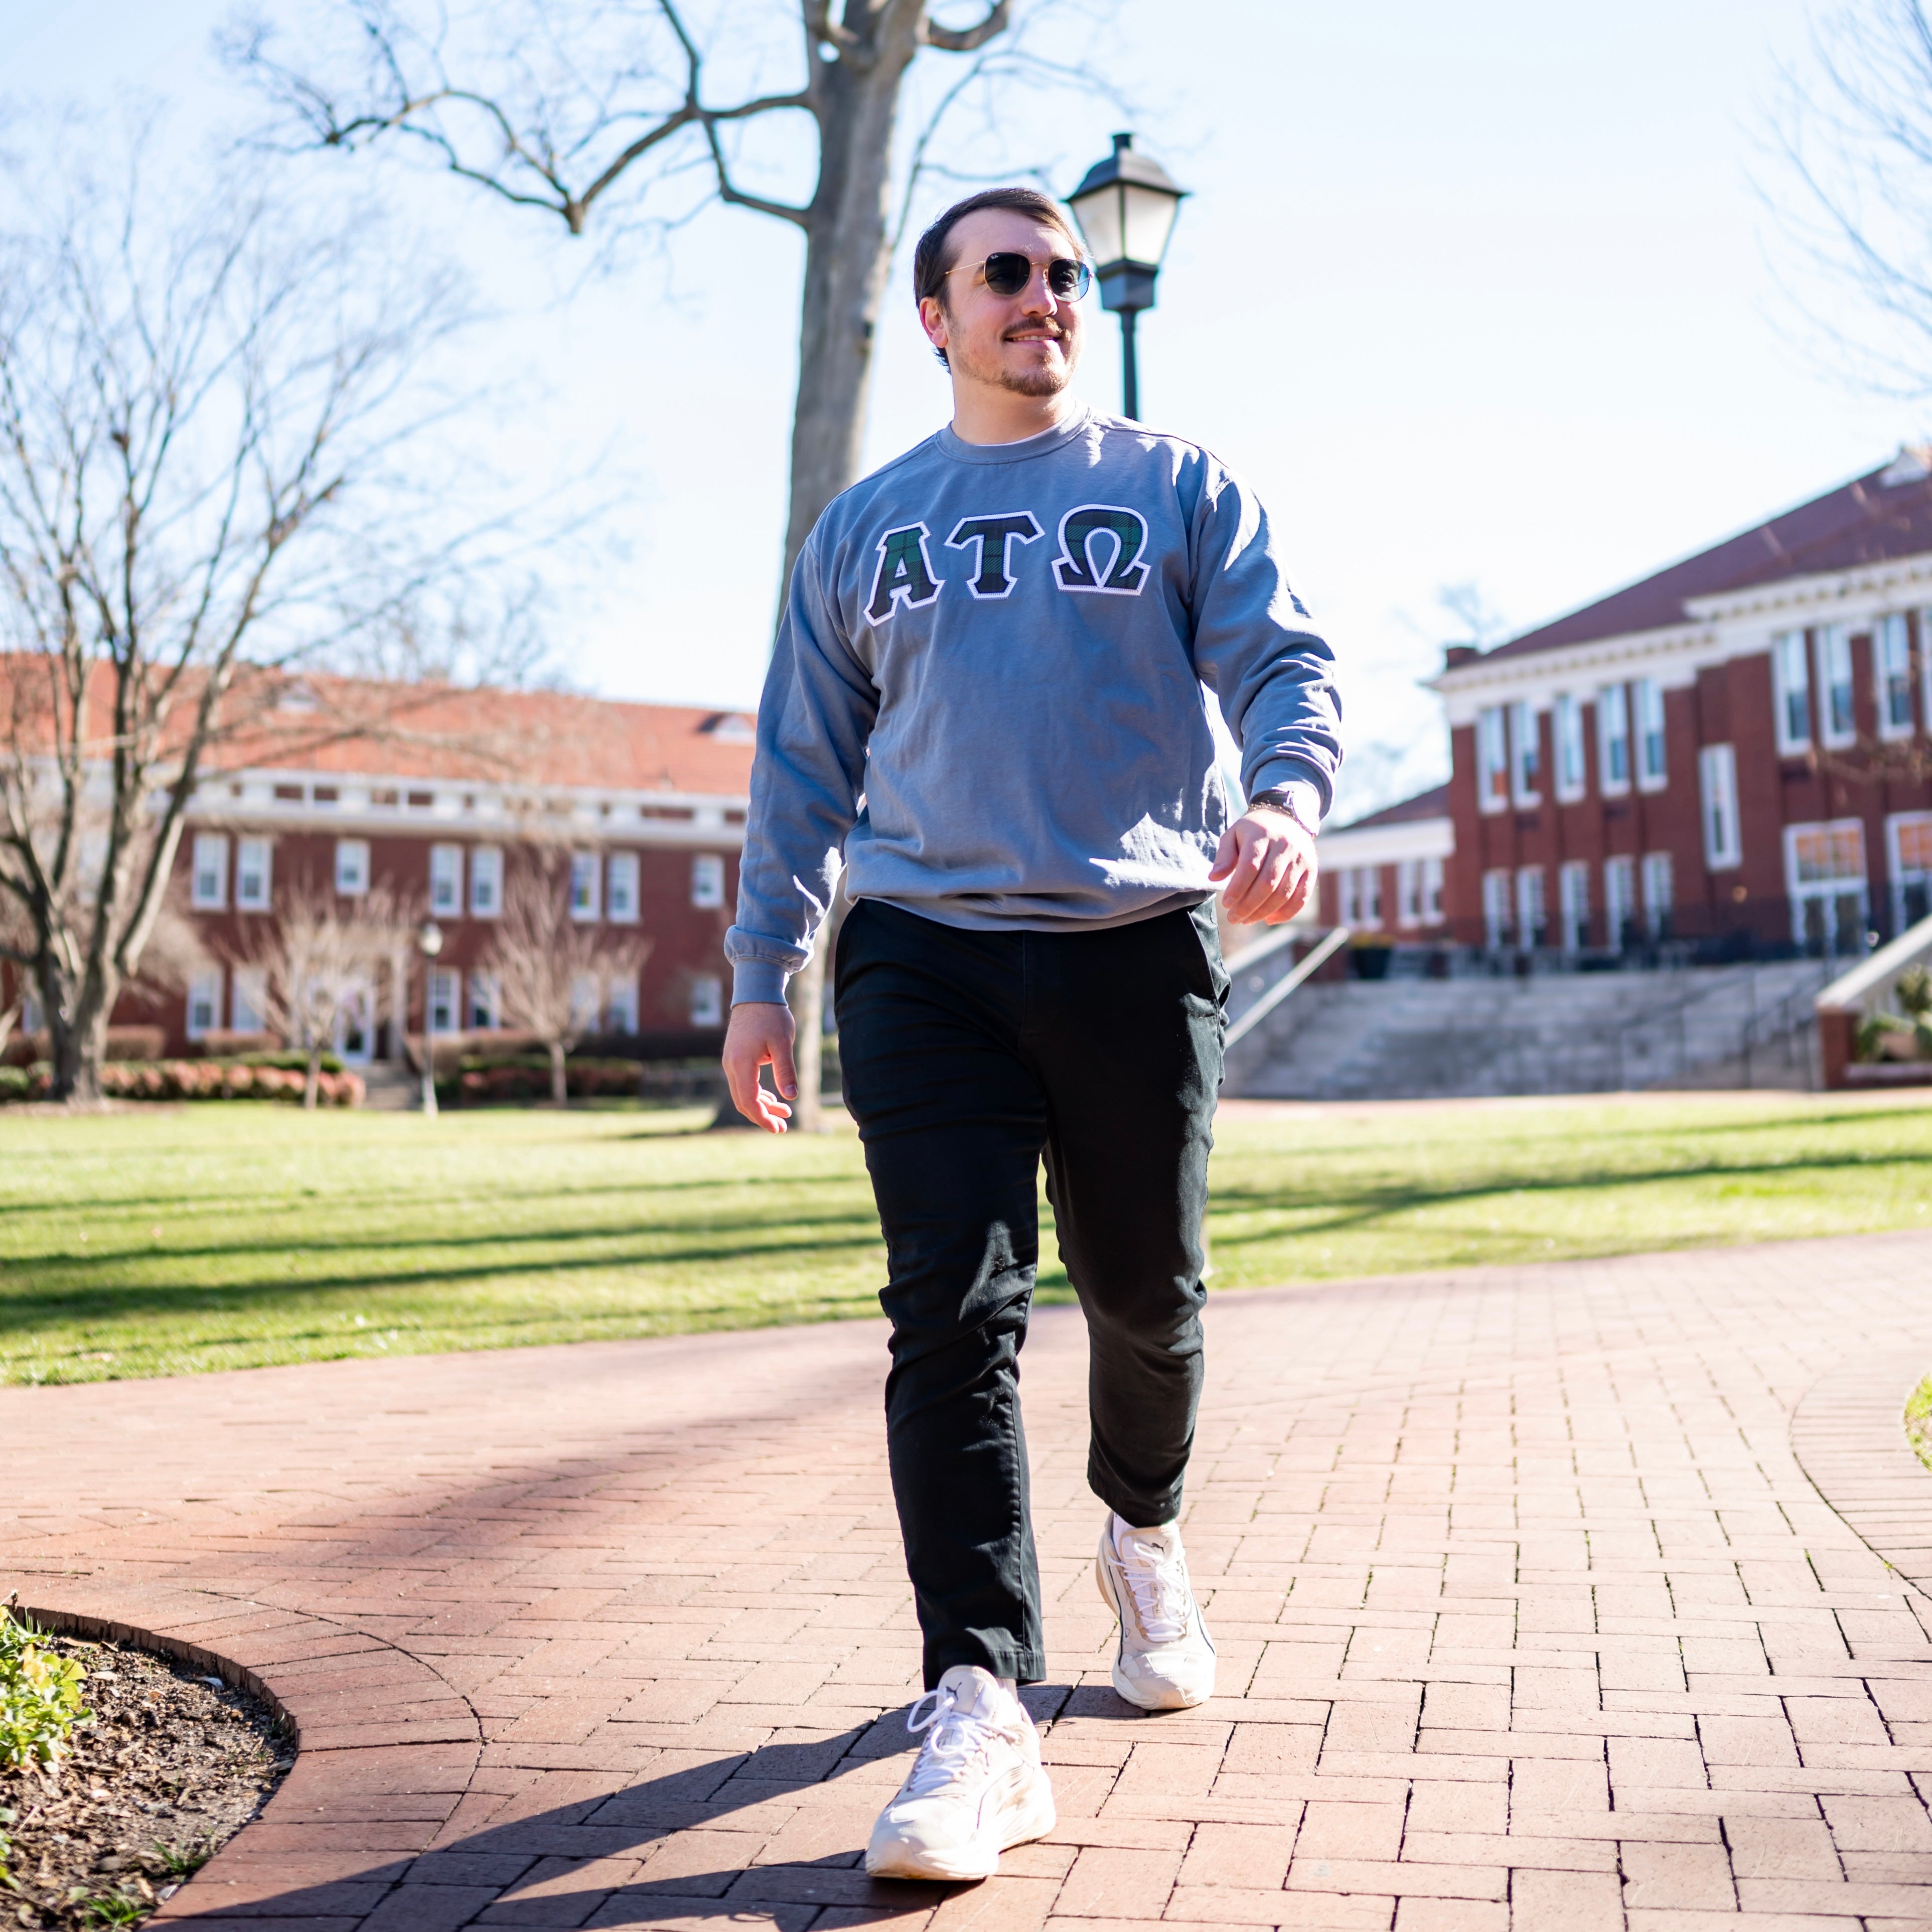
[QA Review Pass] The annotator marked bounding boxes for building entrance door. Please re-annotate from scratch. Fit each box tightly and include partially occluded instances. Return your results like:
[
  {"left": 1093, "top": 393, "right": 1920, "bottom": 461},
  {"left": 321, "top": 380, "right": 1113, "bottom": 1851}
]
[{"left": 334, "top": 978, "right": 375, "bottom": 1066}]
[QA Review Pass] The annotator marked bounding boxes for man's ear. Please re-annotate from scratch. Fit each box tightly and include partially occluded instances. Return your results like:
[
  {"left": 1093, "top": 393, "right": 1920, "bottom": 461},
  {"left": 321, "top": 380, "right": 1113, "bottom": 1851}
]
[{"left": 918, "top": 294, "right": 949, "bottom": 355}]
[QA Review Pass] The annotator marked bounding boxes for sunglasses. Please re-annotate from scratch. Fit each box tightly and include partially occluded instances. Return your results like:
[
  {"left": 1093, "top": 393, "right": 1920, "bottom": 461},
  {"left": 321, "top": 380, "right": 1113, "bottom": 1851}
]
[{"left": 946, "top": 252, "right": 1093, "bottom": 302}]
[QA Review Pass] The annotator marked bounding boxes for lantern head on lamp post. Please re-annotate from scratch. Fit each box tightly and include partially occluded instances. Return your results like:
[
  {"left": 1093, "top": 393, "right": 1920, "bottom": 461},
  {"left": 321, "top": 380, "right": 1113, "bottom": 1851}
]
[{"left": 1066, "top": 132, "right": 1188, "bottom": 421}]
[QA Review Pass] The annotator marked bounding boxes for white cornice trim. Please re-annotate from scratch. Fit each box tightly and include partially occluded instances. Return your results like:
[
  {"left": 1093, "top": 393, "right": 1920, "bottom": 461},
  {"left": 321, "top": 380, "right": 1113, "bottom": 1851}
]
[
  {"left": 1319, "top": 816, "right": 1454, "bottom": 867},
  {"left": 1683, "top": 552, "right": 1932, "bottom": 624}
]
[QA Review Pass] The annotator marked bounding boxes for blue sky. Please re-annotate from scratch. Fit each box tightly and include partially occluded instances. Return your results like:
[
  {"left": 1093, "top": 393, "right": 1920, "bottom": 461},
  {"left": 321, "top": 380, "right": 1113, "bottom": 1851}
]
[{"left": 1, "top": 0, "right": 1908, "bottom": 819}]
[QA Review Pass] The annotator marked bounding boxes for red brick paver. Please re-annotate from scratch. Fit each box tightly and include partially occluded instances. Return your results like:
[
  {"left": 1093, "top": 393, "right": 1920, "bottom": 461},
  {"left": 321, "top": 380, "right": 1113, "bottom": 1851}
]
[{"left": 9, "top": 1230, "right": 1932, "bottom": 1928}]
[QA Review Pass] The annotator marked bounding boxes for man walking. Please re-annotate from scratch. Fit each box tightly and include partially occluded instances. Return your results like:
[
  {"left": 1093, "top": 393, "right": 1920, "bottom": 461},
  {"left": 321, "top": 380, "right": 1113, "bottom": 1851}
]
[{"left": 722, "top": 184, "right": 1341, "bottom": 1883}]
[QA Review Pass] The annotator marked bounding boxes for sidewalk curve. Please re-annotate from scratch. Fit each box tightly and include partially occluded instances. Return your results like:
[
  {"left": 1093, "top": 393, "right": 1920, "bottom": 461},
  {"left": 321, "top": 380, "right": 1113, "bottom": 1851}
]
[{"left": 7, "top": 1230, "right": 1932, "bottom": 1929}]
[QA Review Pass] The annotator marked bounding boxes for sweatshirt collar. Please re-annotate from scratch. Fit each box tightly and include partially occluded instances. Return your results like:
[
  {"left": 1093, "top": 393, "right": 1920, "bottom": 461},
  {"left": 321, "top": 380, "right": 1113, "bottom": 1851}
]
[{"left": 934, "top": 403, "right": 1096, "bottom": 466}]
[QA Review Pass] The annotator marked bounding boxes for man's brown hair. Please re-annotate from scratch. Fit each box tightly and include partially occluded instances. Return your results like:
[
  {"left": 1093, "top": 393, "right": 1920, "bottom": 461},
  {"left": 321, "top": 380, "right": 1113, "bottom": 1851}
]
[{"left": 912, "top": 186, "right": 1083, "bottom": 368}]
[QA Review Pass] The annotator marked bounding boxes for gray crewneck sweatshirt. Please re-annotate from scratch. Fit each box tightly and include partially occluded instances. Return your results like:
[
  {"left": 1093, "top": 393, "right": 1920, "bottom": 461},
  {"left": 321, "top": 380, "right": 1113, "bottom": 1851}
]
[{"left": 725, "top": 404, "right": 1343, "bottom": 1005}]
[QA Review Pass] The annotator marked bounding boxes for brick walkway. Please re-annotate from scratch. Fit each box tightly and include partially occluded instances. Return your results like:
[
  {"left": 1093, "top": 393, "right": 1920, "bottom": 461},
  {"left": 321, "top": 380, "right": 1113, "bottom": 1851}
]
[{"left": 9, "top": 1230, "right": 1932, "bottom": 1930}]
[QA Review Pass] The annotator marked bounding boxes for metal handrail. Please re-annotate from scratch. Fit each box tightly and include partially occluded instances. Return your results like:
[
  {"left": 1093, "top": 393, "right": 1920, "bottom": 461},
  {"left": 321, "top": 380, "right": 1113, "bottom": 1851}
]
[
  {"left": 1816, "top": 910, "right": 1932, "bottom": 1013},
  {"left": 1224, "top": 925, "right": 1352, "bottom": 1049}
]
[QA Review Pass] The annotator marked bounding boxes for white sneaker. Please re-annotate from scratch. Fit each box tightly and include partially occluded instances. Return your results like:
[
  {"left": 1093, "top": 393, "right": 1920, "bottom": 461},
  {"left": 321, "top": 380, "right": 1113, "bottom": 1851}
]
[
  {"left": 1095, "top": 1513, "right": 1216, "bottom": 1711},
  {"left": 865, "top": 1665, "right": 1056, "bottom": 1882}
]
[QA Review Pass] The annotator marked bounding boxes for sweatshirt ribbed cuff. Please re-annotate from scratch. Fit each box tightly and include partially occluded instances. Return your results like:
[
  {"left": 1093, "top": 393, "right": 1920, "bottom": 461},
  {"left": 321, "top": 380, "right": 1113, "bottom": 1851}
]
[{"left": 730, "top": 960, "right": 790, "bottom": 1007}]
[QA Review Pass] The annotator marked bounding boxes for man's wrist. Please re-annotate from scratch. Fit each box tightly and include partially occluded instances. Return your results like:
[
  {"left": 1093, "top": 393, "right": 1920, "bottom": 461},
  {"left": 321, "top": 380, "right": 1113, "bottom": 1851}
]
[{"left": 1245, "top": 786, "right": 1319, "bottom": 836}]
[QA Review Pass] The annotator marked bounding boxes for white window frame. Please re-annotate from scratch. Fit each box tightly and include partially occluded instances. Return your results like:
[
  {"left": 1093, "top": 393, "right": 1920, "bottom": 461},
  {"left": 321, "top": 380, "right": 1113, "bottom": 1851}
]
[
  {"left": 1641, "top": 851, "right": 1674, "bottom": 941},
  {"left": 426, "top": 967, "right": 462, "bottom": 1036},
  {"left": 186, "top": 966, "right": 223, "bottom": 1040},
  {"left": 1509, "top": 700, "right": 1541, "bottom": 807},
  {"left": 1421, "top": 856, "right": 1444, "bottom": 925},
  {"left": 1820, "top": 624, "right": 1856, "bottom": 749},
  {"left": 1634, "top": 677, "right": 1668, "bottom": 791},
  {"left": 335, "top": 838, "right": 370, "bottom": 898},
  {"left": 428, "top": 843, "right": 463, "bottom": 916},
  {"left": 1558, "top": 860, "right": 1590, "bottom": 954},
  {"left": 1773, "top": 631, "right": 1813, "bottom": 755},
  {"left": 690, "top": 852, "right": 727, "bottom": 909},
  {"left": 1553, "top": 693, "right": 1586, "bottom": 801},
  {"left": 606, "top": 975, "right": 639, "bottom": 1034},
  {"left": 569, "top": 851, "right": 600, "bottom": 923},
  {"left": 1785, "top": 818, "right": 1870, "bottom": 954},
  {"left": 1878, "top": 614, "right": 1915, "bottom": 741},
  {"left": 1888, "top": 811, "right": 1932, "bottom": 935},
  {"left": 1516, "top": 866, "right": 1547, "bottom": 949},
  {"left": 1482, "top": 869, "right": 1512, "bottom": 949},
  {"left": 1396, "top": 859, "right": 1422, "bottom": 930},
  {"left": 1698, "top": 744, "right": 1741, "bottom": 870},
  {"left": 1476, "top": 706, "right": 1510, "bottom": 814},
  {"left": 607, "top": 851, "right": 641, "bottom": 925},
  {"left": 468, "top": 970, "right": 501, "bottom": 1032},
  {"left": 569, "top": 972, "right": 601, "bottom": 1031},
  {"left": 190, "top": 833, "right": 229, "bottom": 911},
  {"left": 235, "top": 836, "right": 272, "bottom": 912},
  {"left": 230, "top": 965, "right": 267, "bottom": 1036},
  {"left": 689, "top": 972, "right": 724, "bottom": 1028},
  {"left": 1604, "top": 855, "right": 1636, "bottom": 951},
  {"left": 470, "top": 845, "right": 503, "bottom": 919},
  {"left": 1597, "top": 684, "right": 1631, "bottom": 795}
]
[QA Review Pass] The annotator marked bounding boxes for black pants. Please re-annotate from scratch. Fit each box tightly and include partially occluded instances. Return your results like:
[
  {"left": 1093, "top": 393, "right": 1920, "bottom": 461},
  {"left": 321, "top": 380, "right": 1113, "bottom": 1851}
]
[{"left": 834, "top": 897, "right": 1227, "bottom": 1688}]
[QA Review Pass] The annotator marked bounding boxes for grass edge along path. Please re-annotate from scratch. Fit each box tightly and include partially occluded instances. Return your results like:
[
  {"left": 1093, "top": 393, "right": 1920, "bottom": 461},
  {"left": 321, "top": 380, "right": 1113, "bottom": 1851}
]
[{"left": 3, "top": 1087, "right": 1931, "bottom": 1387}]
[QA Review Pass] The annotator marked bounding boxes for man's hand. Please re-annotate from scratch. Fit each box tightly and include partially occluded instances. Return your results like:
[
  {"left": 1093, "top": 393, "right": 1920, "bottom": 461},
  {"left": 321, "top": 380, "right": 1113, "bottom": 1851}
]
[
  {"left": 1209, "top": 805, "right": 1318, "bottom": 926},
  {"left": 722, "top": 1001, "right": 798, "bottom": 1133}
]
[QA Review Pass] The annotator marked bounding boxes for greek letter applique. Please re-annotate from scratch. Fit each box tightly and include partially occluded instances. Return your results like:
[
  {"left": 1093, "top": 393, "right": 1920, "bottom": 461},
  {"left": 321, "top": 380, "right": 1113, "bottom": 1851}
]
[
  {"left": 945, "top": 512, "right": 1043, "bottom": 599},
  {"left": 1053, "top": 504, "right": 1151, "bottom": 596},
  {"left": 866, "top": 523, "right": 943, "bottom": 621}
]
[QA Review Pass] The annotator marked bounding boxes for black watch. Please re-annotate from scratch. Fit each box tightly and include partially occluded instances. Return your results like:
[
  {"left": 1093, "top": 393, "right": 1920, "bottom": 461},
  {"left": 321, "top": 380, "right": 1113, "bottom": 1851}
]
[{"left": 1246, "top": 788, "right": 1313, "bottom": 832}]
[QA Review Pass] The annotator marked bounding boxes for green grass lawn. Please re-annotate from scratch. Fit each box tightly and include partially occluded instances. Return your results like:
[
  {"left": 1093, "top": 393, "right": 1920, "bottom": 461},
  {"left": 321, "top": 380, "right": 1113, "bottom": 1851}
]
[{"left": 4, "top": 1089, "right": 1931, "bottom": 1385}]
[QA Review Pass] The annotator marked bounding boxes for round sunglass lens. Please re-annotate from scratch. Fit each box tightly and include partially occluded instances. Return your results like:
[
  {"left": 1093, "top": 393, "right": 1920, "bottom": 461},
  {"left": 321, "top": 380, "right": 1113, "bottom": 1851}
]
[
  {"left": 1047, "top": 261, "right": 1090, "bottom": 299},
  {"left": 982, "top": 254, "right": 1030, "bottom": 295}
]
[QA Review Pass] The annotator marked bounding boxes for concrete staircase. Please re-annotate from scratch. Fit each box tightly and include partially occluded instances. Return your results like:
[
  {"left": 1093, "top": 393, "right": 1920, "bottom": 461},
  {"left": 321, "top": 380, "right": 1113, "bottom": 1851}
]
[
  {"left": 1225, "top": 959, "right": 1830, "bottom": 1100},
  {"left": 356, "top": 1062, "right": 423, "bottom": 1111}
]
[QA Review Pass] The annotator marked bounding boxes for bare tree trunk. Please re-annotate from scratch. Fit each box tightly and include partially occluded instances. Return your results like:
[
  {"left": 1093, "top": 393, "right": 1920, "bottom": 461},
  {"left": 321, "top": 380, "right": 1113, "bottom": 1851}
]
[
  {"left": 549, "top": 1038, "right": 567, "bottom": 1105},
  {"left": 304, "top": 1046, "right": 322, "bottom": 1110},
  {"left": 788, "top": 932, "right": 828, "bottom": 1129}
]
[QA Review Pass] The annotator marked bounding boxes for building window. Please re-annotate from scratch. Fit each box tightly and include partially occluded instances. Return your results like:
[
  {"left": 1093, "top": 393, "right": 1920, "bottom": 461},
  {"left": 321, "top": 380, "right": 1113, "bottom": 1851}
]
[
  {"left": 1516, "top": 867, "right": 1547, "bottom": 949},
  {"left": 1786, "top": 819, "right": 1869, "bottom": 956},
  {"left": 1339, "top": 866, "right": 1381, "bottom": 930},
  {"left": 427, "top": 968, "right": 461, "bottom": 1035},
  {"left": 1890, "top": 814, "right": 1932, "bottom": 934},
  {"left": 470, "top": 846, "right": 503, "bottom": 918},
  {"left": 1557, "top": 861, "right": 1590, "bottom": 953},
  {"left": 1820, "top": 625, "right": 1856, "bottom": 747},
  {"left": 1396, "top": 860, "right": 1422, "bottom": 929},
  {"left": 335, "top": 839, "right": 370, "bottom": 897},
  {"left": 1509, "top": 700, "right": 1541, "bottom": 805},
  {"left": 1641, "top": 851, "right": 1674, "bottom": 941},
  {"left": 190, "top": 833, "right": 228, "bottom": 910},
  {"left": 1879, "top": 614, "right": 1915, "bottom": 740},
  {"left": 569, "top": 972, "right": 601, "bottom": 1031},
  {"left": 569, "top": 851, "right": 600, "bottom": 922},
  {"left": 1635, "top": 678, "right": 1667, "bottom": 789},
  {"left": 607, "top": 852, "right": 641, "bottom": 924},
  {"left": 1482, "top": 869, "right": 1512, "bottom": 949},
  {"left": 235, "top": 836, "right": 271, "bottom": 912},
  {"left": 1597, "top": 684, "right": 1631, "bottom": 794},
  {"left": 1421, "top": 856, "right": 1444, "bottom": 924},
  {"left": 689, "top": 972, "right": 724, "bottom": 1028},
  {"left": 428, "top": 844, "right": 463, "bottom": 915},
  {"left": 231, "top": 965, "right": 267, "bottom": 1035},
  {"left": 1698, "top": 744, "right": 1741, "bottom": 870},
  {"left": 606, "top": 976, "right": 639, "bottom": 1034},
  {"left": 468, "top": 971, "right": 501, "bottom": 1031},
  {"left": 1604, "top": 855, "right": 1636, "bottom": 951},
  {"left": 1553, "top": 693, "right": 1586, "bottom": 800},
  {"left": 1773, "top": 631, "right": 1812, "bottom": 753},
  {"left": 691, "top": 852, "right": 727, "bottom": 909},
  {"left": 1477, "top": 706, "right": 1509, "bottom": 813},
  {"left": 186, "top": 967, "right": 223, "bottom": 1039}
]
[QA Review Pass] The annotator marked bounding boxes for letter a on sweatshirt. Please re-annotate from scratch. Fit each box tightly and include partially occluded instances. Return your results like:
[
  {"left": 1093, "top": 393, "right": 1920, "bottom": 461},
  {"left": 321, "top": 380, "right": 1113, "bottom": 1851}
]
[{"left": 867, "top": 523, "right": 942, "bottom": 621}]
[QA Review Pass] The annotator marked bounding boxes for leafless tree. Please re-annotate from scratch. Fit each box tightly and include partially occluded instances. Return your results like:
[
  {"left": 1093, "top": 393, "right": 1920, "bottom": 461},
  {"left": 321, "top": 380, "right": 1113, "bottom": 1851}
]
[
  {"left": 1764, "top": 0, "right": 1932, "bottom": 397},
  {"left": 238, "top": 876, "right": 416, "bottom": 1107},
  {"left": 0, "top": 120, "right": 492, "bottom": 1103},
  {"left": 481, "top": 848, "right": 652, "bottom": 1103},
  {"left": 231, "top": 0, "right": 1114, "bottom": 1128}
]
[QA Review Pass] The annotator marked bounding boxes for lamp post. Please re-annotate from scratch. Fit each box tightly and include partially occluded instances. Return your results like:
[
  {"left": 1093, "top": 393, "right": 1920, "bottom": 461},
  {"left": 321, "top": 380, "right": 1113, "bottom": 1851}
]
[
  {"left": 1066, "top": 132, "right": 1188, "bottom": 421},
  {"left": 415, "top": 919, "right": 443, "bottom": 1117}
]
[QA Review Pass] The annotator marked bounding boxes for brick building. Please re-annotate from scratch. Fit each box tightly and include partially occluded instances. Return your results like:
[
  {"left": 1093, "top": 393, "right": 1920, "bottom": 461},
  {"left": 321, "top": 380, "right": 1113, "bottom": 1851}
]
[
  {"left": 11, "top": 677, "right": 756, "bottom": 1061},
  {"left": 1317, "top": 448, "right": 1932, "bottom": 962}
]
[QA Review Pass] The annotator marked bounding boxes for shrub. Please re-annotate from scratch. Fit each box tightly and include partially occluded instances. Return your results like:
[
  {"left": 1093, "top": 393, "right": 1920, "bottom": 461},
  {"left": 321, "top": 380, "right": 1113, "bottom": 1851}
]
[{"left": 0, "top": 1604, "right": 88, "bottom": 1773}]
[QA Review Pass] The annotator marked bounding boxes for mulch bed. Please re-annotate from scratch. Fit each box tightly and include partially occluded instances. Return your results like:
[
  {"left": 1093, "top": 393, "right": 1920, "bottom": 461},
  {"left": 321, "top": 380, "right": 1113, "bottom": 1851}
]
[{"left": 2, "top": 1630, "right": 293, "bottom": 1928}]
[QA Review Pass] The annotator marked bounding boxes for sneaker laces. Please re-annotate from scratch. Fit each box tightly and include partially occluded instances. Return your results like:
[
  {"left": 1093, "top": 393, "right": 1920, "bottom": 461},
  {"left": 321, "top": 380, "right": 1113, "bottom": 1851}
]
[
  {"left": 900, "top": 1681, "right": 1019, "bottom": 1799},
  {"left": 1116, "top": 1529, "right": 1193, "bottom": 1645}
]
